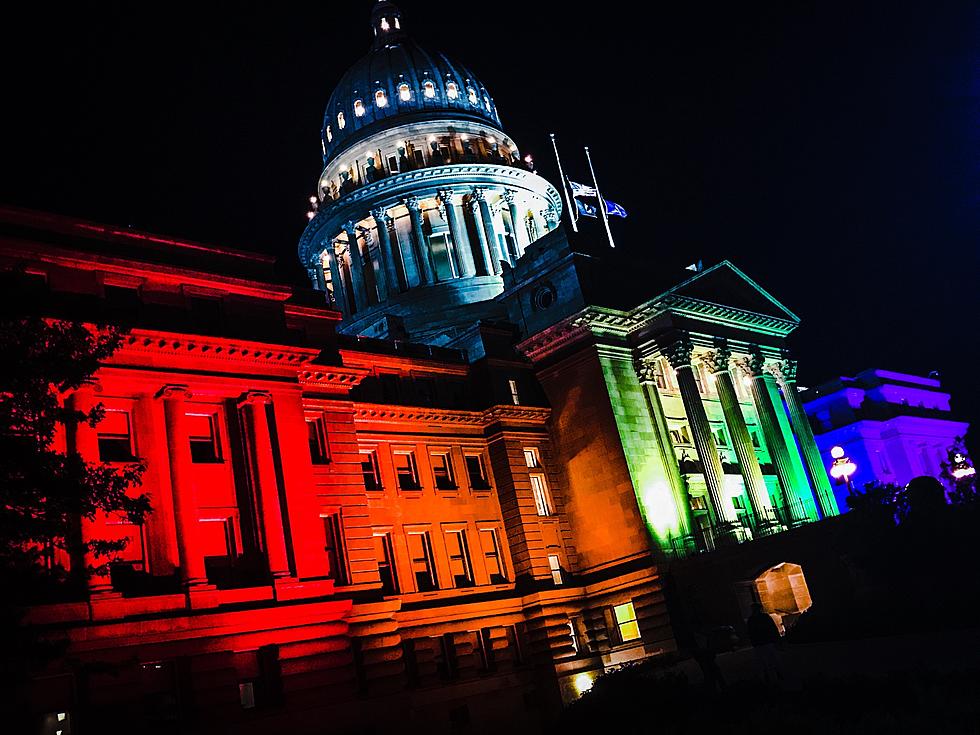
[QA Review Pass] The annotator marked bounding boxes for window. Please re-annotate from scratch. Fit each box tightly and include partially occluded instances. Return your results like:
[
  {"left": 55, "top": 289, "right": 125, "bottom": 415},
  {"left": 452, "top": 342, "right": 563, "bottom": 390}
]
[
  {"left": 523, "top": 447, "right": 541, "bottom": 468},
  {"left": 613, "top": 602, "right": 641, "bottom": 643},
  {"left": 428, "top": 233, "right": 456, "bottom": 281},
  {"left": 484, "top": 95, "right": 492, "bottom": 112},
  {"left": 694, "top": 364, "right": 706, "bottom": 393},
  {"left": 548, "top": 554, "right": 563, "bottom": 585},
  {"left": 690, "top": 495, "right": 708, "bottom": 512},
  {"left": 476, "top": 628, "right": 495, "bottom": 672},
  {"left": 423, "top": 80, "right": 436, "bottom": 98},
  {"left": 530, "top": 474, "right": 552, "bottom": 517},
  {"left": 669, "top": 424, "right": 692, "bottom": 446},
  {"left": 749, "top": 429, "right": 761, "bottom": 448},
  {"left": 322, "top": 512, "right": 348, "bottom": 585},
  {"left": 379, "top": 16, "right": 390, "bottom": 31},
  {"left": 431, "top": 450, "right": 456, "bottom": 490},
  {"left": 714, "top": 425, "right": 729, "bottom": 448},
  {"left": 508, "top": 378, "right": 521, "bottom": 405},
  {"left": 325, "top": 125, "right": 332, "bottom": 143},
  {"left": 187, "top": 413, "right": 220, "bottom": 463},
  {"left": 467, "top": 86, "right": 479, "bottom": 105},
  {"left": 239, "top": 681, "right": 255, "bottom": 709},
  {"left": 375, "top": 89, "right": 388, "bottom": 108},
  {"left": 307, "top": 415, "right": 329, "bottom": 465},
  {"left": 361, "top": 450, "right": 382, "bottom": 490},
  {"left": 654, "top": 359, "right": 668, "bottom": 390},
  {"left": 445, "top": 529, "right": 474, "bottom": 588},
  {"left": 97, "top": 409, "right": 135, "bottom": 462},
  {"left": 568, "top": 618, "right": 580, "bottom": 654},
  {"left": 435, "top": 633, "right": 457, "bottom": 680},
  {"left": 354, "top": 99, "right": 365, "bottom": 117},
  {"left": 398, "top": 83, "right": 411, "bottom": 101},
  {"left": 480, "top": 528, "right": 507, "bottom": 584},
  {"left": 407, "top": 531, "right": 437, "bottom": 591},
  {"left": 337, "top": 111, "right": 346, "bottom": 129},
  {"left": 464, "top": 453, "right": 490, "bottom": 490},
  {"left": 373, "top": 533, "right": 398, "bottom": 595},
  {"left": 393, "top": 450, "right": 420, "bottom": 490},
  {"left": 446, "top": 81, "right": 459, "bottom": 99}
]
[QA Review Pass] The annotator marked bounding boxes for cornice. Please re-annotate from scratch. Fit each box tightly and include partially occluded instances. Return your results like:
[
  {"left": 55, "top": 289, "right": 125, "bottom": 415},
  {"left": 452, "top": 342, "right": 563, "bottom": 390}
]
[
  {"left": 351, "top": 402, "right": 550, "bottom": 429},
  {"left": 299, "top": 366, "right": 371, "bottom": 391},
  {"left": 111, "top": 329, "right": 322, "bottom": 368},
  {"left": 653, "top": 294, "right": 798, "bottom": 337}
]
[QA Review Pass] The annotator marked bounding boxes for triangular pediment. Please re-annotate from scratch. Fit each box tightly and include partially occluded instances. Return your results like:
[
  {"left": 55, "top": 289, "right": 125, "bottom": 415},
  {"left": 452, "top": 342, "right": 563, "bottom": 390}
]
[{"left": 661, "top": 261, "right": 799, "bottom": 323}]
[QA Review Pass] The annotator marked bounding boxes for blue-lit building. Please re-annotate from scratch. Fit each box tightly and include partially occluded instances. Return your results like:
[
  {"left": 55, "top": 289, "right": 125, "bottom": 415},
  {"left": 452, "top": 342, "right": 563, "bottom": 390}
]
[{"left": 804, "top": 369, "right": 970, "bottom": 509}]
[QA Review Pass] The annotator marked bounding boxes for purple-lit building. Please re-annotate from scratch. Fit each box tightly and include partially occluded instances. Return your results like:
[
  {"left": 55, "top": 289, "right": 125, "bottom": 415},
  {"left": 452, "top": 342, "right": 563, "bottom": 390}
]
[{"left": 804, "top": 369, "right": 969, "bottom": 509}]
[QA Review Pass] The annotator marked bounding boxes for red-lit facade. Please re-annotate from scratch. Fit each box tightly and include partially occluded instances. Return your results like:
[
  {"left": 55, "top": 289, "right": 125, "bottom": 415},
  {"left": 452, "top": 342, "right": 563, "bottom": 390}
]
[{"left": 6, "top": 207, "right": 669, "bottom": 733}]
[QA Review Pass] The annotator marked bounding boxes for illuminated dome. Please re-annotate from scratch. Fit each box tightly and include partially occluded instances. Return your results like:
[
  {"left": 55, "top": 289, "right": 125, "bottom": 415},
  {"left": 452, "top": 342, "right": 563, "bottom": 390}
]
[
  {"left": 321, "top": 7, "right": 502, "bottom": 165},
  {"left": 299, "top": 1, "right": 562, "bottom": 346}
]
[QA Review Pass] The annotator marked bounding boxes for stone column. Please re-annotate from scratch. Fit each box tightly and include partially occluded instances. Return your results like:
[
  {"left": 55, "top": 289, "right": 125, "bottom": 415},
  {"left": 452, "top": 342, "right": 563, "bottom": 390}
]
[
  {"left": 502, "top": 189, "right": 529, "bottom": 254},
  {"left": 702, "top": 344, "right": 779, "bottom": 533},
  {"left": 468, "top": 192, "right": 495, "bottom": 276},
  {"left": 343, "top": 221, "right": 369, "bottom": 311},
  {"left": 239, "top": 391, "right": 291, "bottom": 580},
  {"left": 770, "top": 357, "right": 840, "bottom": 518},
  {"left": 438, "top": 188, "right": 475, "bottom": 277},
  {"left": 404, "top": 197, "right": 435, "bottom": 285},
  {"left": 661, "top": 335, "right": 739, "bottom": 534},
  {"left": 322, "top": 244, "right": 348, "bottom": 318},
  {"left": 635, "top": 359, "right": 695, "bottom": 545},
  {"left": 542, "top": 206, "right": 560, "bottom": 233},
  {"left": 736, "top": 348, "right": 809, "bottom": 526},
  {"left": 358, "top": 225, "right": 387, "bottom": 302},
  {"left": 473, "top": 187, "right": 502, "bottom": 275},
  {"left": 371, "top": 207, "right": 403, "bottom": 295},
  {"left": 68, "top": 380, "right": 114, "bottom": 594},
  {"left": 157, "top": 384, "right": 209, "bottom": 587}
]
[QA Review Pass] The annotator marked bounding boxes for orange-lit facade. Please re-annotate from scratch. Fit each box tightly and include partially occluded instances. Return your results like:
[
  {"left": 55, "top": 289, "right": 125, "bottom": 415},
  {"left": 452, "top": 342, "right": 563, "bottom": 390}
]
[{"left": 8, "top": 207, "right": 669, "bottom": 734}]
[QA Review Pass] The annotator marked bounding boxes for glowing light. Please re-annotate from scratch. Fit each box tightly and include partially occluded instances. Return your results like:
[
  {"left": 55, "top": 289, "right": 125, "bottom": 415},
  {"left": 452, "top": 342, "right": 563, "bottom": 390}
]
[
  {"left": 446, "top": 82, "right": 459, "bottom": 99},
  {"left": 423, "top": 80, "right": 436, "bottom": 98},
  {"left": 953, "top": 466, "right": 977, "bottom": 480},
  {"left": 307, "top": 212, "right": 315, "bottom": 220},
  {"left": 487, "top": 136, "right": 497, "bottom": 145},
  {"left": 57, "top": 714, "right": 66, "bottom": 722},
  {"left": 467, "top": 87, "right": 479, "bottom": 105},
  {"left": 380, "top": 17, "right": 390, "bottom": 31},
  {"left": 398, "top": 83, "right": 411, "bottom": 101},
  {"left": 484, "top": 95, "right": 492, "bottom": 111},
  {"left": 428, "top": 135, "right": 437, "bottom": 144},
  {"left": 309, "top": 196, "right": 317, "bottom": 204},
  {"left": 830, "top": 446, "right": 845, "bottom": 460},
  {"left": 325, "top": 125, "right": 332, "bottom": 142},
  {"left": 461, "top": 134, "right": 469, "bottom": 141},
  {"left": 354, "top": 99, "right": 365, "bottom": 117},
  {"left": 573, "top": 672, "right": 596, "bottom": 696},
  {"left": 375, "top": 89, "right": 388, "bottom": 108},
  {"left": 639, "top": 480, "right": 680, "bottom": 538},
  {"left": 337, "top": 111, "right": 346, "bottom": 129}
]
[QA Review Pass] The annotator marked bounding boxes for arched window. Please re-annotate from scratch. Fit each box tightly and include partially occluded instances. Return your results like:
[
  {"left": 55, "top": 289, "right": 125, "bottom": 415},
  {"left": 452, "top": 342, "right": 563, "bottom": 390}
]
[
  {"left": 446, "top": 82, "right": 459, "bottom": 100},
  {"left": 354, "top": 99, "right": 365, "bottom": 117},
  {"left": 467, "top": 87, "right": 479, "bottom": 105},
  {"left": 375, "top": 89, "right": 388, "bottom": 108},
  {"left": 337, "top": 111, "right": 346, "bottom": 129},
  {"left": 380, "top": 17, "right": 390, "bottom": 31},
  {"left": 423, "top": 80, "right": 436, "bottom": 99},
  {"left": 394, "top": 17, "right": 400, "bottom": 29},
  {"left": 398, "top": 83, "right": 412, "bottom": 102},
  {"left": 484, "top": 95, "right": 492, "bottom": 112},
  {"left": 325, "top": 125, "right": 333, "bottom": 143}
]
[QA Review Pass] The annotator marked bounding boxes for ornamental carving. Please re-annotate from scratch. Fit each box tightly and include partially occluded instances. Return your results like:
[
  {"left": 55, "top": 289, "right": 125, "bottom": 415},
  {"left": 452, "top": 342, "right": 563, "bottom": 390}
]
[
  {"left": 634, "top": 358, "right": 658, "bottom": 385},
  {"left": 701, "top": 341, "right": 733, "bottom": 375},
  {"left": 660, "top": 333, "right": 694, "bottom": 370},
  {"left": 470, "top": 187, "right": 487, "bottom": 203},
  {"left": 402, "top": 196, "right": 421, "bottom": 212},
  {"left": 767, "top": 357, "right": 798, "bottom": 385},
  {"left": 238, "top": 390, "right": 273, "bottom": 407},
  {"left": 735, "top": 345, "right": 768, "bottom": 378},
  {"left": 370, "top": 207, "right": 391, "bottom": 225},
  {"left": 500, "top": 189, "right": 516, "bottom": 205},
  {"left": 156, "top": 384, "right": 192, "bottom": 401}
]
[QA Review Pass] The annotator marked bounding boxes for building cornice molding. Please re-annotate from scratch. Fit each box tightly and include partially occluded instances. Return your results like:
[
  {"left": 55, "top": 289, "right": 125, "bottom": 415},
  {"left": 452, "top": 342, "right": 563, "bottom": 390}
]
[
  {"left": 650, "top": 294, "right": 798, "bottom": 337},
  {"left": 112, "top": 329, "right": 322, "bottom": 368},
  {"left": 351, "top": 402, "right": 550, "bottom": 429},
  {"left": 299, "top": 366, "right": 371, "bottom": 392}
]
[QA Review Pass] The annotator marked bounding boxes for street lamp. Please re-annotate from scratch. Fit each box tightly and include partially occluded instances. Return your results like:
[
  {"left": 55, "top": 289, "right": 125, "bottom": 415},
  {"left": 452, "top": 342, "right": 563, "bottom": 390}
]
[
  {"left": 829, "top": 445, "right": 857, "bottom": 494},
  {"left": 950, "top": 453, "right": 976, "bottom": 481}
]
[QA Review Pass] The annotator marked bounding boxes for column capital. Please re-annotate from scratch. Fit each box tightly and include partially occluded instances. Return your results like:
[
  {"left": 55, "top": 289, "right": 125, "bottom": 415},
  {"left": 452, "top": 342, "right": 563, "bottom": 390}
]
[
  {"left": 342, "top": 219, "right": 358, "bottom": 237},
  {"left": 156, "top": 384, "right": 192, "bottom": 401},
  {"left": 238, "top": 390, "right": 273, "bottom": 408},
  {"left": 436, "top": 188, "right": 457, "bottom": 205},
  {"left": 734, "top": 345, "right": 769, "bottom": 378},
  {"left": 634, "top": 358, "right": 659, "bottom": 386},
  {"left": 370, "top": 206, "right": 391, "bottom": 224},
  {"left": 768, "top": 356, "right": 798, "bottom": 385},
  {"left": 542, "top": 206, "right": 560, "bottom": 228},
  {"left": 403, "top": 196, "right": 421, "bottom": 212},
  {"left": 702, "top": 341, "right": 733, "bottom": 375},
  {"left": 660, "top": 333, "right": 693, "bottom": 370},
  {"left": 500, "top": 188, "right": 516, "bottom": 205},
  {"left": 470, "top": 186, "right": 487, "bottom": 203}
]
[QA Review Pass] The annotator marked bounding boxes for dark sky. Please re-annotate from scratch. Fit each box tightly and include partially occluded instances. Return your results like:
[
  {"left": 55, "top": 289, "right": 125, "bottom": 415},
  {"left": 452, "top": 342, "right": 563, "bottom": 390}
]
[{"left": 3, "top": 1, "right": 978, "bottom": 448}]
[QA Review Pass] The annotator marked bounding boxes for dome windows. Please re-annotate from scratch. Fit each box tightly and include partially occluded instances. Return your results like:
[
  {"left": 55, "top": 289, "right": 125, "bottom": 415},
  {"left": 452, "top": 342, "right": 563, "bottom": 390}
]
[
  {"left": 484, "top": 95, "right": 492, "bottom": 112},
  {"left": 446, "top": 82, "right": 459, "bottom": 100},
  {"left": 467, "top": 87, "right": 479, "bottom": 105},
  {"left": 380, "top": 17, "right": 390, "bottom": 31},
  {"left": 325, "top": 125, "right": 333, "bottom": 143},
  {"left": 399, "top": 83, "right": 412, "bottom": 101},
  {"left": 354, "top": 99, "right": 365, "bottom": 117},
  {"left": 423, "top": 80, "right": 436, "bottom": 99},
  {"left": 337, "top": 111, "right": 346, "bottom": 129},
  {"left": 375, "top": 89, "right": 388, "bottom": 108}
]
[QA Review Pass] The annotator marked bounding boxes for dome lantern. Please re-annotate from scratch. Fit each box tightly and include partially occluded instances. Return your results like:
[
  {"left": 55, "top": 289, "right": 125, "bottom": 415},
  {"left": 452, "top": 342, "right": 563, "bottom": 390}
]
[{"left": 371, "top": 1, "right": 405, "bottom": 49}]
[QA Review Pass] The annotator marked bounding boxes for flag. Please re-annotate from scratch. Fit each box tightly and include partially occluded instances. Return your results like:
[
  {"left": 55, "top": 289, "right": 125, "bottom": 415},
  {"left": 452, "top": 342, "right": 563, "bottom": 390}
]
[
  {"left": 568, "top": 180, "right": 597, "bottom": 199},
  {"left": 576, "top": 199, "right": 598, "bottom": 218},
  {"left": 604, "top": 199, "right": 628, "bottom": 218}
]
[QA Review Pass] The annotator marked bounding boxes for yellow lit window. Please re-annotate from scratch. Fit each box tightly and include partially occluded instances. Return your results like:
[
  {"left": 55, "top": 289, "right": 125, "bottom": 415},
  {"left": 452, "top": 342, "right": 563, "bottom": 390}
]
[
  {"left": 398, "top": 83, "right": 411, "bottom": 101},
  {"left": 613, "top": 602, "right": 641, "bottom": 643},
  {"left": 380, "top": 17, "right": 390, "bottom": 31},
  {"left": 337, "top": 111, "right": 346, "bottom": 129},
  {"left": 375, "top": 89, "right": 388, "bottom": 108},
  {"left": 325, "top": 125, "right": 332, "bottom": 143},
  {"left": 423, "top": 81, "right": 436, "bottom": 98},
  {"left": 467, "top": 87, "right": 479, "bottom": 105},
  {"left": 354, "top": 99, "right": 365, "bottom": 117},
  {"left": 446, "top": 82, "right": 459, "bottom": 99}
]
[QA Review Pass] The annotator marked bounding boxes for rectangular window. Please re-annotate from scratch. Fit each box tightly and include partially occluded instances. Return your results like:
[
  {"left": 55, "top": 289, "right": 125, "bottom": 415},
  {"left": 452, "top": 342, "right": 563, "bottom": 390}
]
[
  {"left": 187, "top": 412, "right": 220, "bottom": 463},
  {"left": 361, "top": 450, "right": 382, "bottom": 491},
  {"left": 508, "top": 379, "right": 521, "bottom": 406},
  {"left": 239, "top": 681, "right": 255, "bottom": 710},
  {"left": 694, "top": 364, "right": 706, "bottom": 394},
  {"left": 445, "top": 529, "right": 474, "bottom": 588},
  {"left": 306, "top": 415, "right": 329, "bottom": 465},
  {"left": 749, "top": 428, "right": 761, "bottom": 448},
  {"left": 373, "top": 533, "right": 398, "bottom": 595},
  {"left": 523, "top": 447, "right": 541, "bottom": 468},
  {"left": 464, "top": 453, "right": 491, "bottom": 490},
  {"left": 475, "top": 628, "right": 495, "bottom": 672},
  {"left": 548, "top": 554, "right": 563, "bottom": 585},
  {"left": 733, "top": 495, "right": 747, "bottom": 511},
  {"left": 714, "top": 425, "right": 729, "bottom": 447},
  {"left": 428, "top": 233, "right": 456, "bottom": 282},
  {"left": 435, "top": 633, "right": 457, "bottom": 681},
  {"left": 613, "top": 602, "right": 641, "bottom": 643},
  {"left": 479, "top": 529, "right": 507, "bottom": 584},
  {"left": 568, "top": 618, "right": 580, "bottom": 654},
  {"left": 530, "top": 473, "right": 552, "bottom": 516},
  {"left": 413, "top": 149, "right": 425, "bottom": 168},
  {"left": 690, "top": 495, "right": 708, "bottom": 511},
  {"left": 669, "top": 424, "right": 692, "bottom": 446},
  {"left": 322, "top": 513, "right": 348, "bottom": 585},
  {"left": 394, "top": 450, "right": 420, "bottom": 490},
  {"left": 654, "top": 359, "right": 669, "bottom": 390},
  {"left": 97, "top": 409, "right": 135, "bottom": 462},
  {"left": 407, "top": 531, "right": 438, "bottom": 591},
  {"left": 387, "top": 155, "right": 399, "bottom": 174},
  {"left": 431, "top": 451, "right": 457, "bottom": 490}
]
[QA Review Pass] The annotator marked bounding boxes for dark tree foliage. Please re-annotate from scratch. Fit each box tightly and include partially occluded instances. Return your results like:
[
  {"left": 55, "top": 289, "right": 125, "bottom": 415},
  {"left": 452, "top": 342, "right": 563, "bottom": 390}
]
[
  {"left": 0, "top": 317, "right": 149, "bottom": 596},
  {"left": 940, "top": 436, "right": 977, "bottom": 504}
]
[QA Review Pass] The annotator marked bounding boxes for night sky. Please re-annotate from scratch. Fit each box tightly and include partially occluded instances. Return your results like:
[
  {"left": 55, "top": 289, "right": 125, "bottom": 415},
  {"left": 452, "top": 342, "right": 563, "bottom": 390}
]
[{"left": 3, "top": 2, "right": 978, "bottom": 450}]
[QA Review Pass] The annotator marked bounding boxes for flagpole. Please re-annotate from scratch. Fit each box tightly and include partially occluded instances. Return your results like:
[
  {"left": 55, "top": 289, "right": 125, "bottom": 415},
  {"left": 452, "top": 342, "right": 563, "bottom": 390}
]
[
  {"left": 584, "top": 146, "right": 615, "bottom": 248},
  {"left": 550, "top": 133, "right": 578, "bottom": 233}
]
